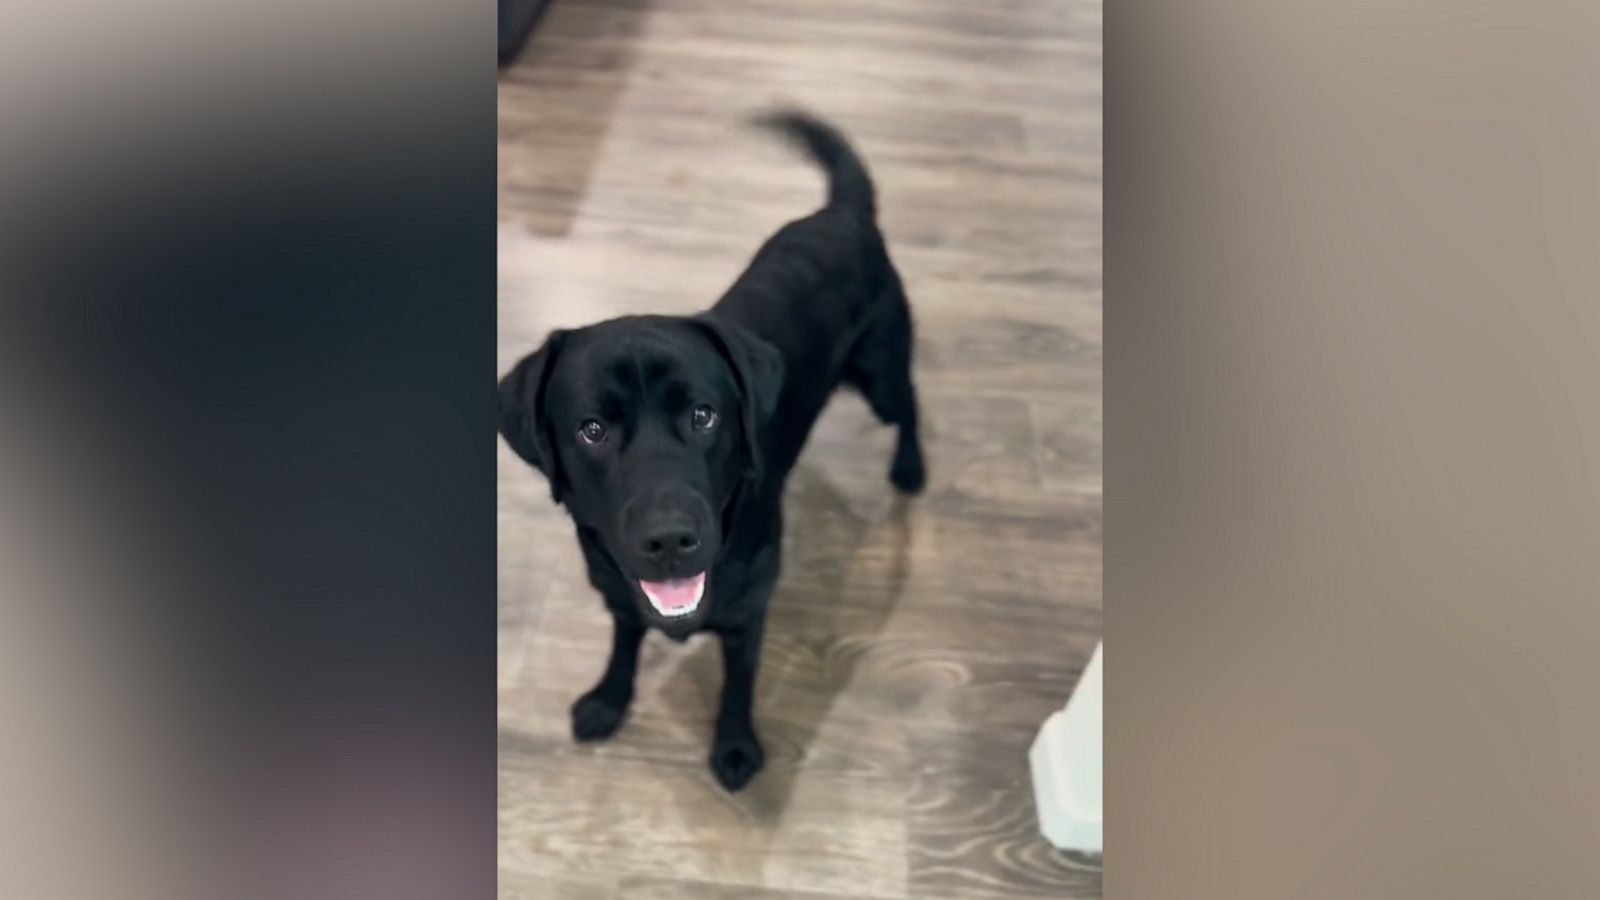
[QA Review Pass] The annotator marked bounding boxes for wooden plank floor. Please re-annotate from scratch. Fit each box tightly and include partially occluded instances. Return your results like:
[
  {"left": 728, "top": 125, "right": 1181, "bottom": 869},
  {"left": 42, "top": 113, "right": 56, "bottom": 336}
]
[{"left": 498, "top": 0, "right": 1101, "bottom": 896}]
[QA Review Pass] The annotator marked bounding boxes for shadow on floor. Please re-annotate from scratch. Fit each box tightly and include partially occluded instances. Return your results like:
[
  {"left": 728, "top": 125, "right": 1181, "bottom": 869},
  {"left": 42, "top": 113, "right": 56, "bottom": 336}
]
[{"left": 658, "top": 460, "right": 914, "bottom": 823}]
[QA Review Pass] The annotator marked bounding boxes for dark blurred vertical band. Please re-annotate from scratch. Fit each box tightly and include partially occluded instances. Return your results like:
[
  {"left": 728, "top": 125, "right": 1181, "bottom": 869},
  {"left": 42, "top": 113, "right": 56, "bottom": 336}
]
[
  {"left": 0, "top": 2, "right": 493, "bottom": 898},
  {"left": 1109, "top": 1, "right": 1600, "bottom": 897}
]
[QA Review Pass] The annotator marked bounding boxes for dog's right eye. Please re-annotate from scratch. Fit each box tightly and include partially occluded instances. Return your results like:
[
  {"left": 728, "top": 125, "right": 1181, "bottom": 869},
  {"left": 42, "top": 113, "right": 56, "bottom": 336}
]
[{"left": 578, "top": 419, "right": 607, "bottom": 444}]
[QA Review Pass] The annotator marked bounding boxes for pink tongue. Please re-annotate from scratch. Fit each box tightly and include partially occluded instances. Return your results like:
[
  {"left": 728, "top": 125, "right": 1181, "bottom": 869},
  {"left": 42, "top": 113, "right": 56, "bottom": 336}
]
[{"left": 640, "top": 574, "right": 703, "bottom": 610}]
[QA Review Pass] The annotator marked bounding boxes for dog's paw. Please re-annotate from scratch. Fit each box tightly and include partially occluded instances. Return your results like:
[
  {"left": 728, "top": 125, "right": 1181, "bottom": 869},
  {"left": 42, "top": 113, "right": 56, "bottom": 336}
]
[
  {"left": 709, "top": 729, "right": 765, "bottom": 791},
  {"left": 890, "top": 450, "right": 926, "bottom": 495},
  {"left": 571, "top": 688, "right": 630, "bottom": 742}
]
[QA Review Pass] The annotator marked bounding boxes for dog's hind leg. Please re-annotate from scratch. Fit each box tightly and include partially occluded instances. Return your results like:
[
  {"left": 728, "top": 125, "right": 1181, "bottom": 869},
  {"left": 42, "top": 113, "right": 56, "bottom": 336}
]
[
  {"left": 846, "top": 276, "right": 927, "bottom": 494},
  {"left": 883, "top": 364, "right": 927, "bottom": 495}
]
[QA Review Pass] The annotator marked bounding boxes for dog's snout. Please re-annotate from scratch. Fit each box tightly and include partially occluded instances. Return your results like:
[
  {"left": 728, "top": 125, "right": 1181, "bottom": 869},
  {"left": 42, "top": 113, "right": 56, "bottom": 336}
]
[{"left": 620, "top": 487, "right": 715, "bottom": 575}]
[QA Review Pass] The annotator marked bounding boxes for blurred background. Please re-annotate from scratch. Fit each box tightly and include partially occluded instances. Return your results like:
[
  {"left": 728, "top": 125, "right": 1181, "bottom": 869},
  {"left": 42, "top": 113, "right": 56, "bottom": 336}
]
[
  {"left": 1, "top": 2, "right": 495, "bottom": 898},
  {"left": 497, "top": 1, "right": 1102, "bottom": 897}
]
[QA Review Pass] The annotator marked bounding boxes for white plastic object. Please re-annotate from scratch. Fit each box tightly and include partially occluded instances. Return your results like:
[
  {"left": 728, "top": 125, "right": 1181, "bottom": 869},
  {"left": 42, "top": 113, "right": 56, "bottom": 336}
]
[{"left": 1029, "top": 641, "right": 1102, "bottom": 852}]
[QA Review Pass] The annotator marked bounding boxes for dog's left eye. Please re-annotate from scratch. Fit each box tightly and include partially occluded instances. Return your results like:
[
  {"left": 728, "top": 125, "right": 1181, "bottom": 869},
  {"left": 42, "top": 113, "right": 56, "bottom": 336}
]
[{"left": 690, "top": 405, "right": 718, "bottom": 431}]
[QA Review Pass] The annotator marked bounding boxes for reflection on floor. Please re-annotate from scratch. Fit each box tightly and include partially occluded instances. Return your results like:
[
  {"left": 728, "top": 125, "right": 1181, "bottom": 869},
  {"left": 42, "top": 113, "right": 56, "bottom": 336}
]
[{"left": 499, "top": 0, "right": 1102, "bottom": 896}]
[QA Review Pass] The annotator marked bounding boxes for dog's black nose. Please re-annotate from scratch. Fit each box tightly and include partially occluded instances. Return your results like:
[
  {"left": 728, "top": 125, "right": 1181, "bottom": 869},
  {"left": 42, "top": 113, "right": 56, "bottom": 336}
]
[
  {"left": 640, "top": 525, "right": 697, "bottom": 554},
  {"left": 640, "top": 524, "right": 700, "bottom": 558}
]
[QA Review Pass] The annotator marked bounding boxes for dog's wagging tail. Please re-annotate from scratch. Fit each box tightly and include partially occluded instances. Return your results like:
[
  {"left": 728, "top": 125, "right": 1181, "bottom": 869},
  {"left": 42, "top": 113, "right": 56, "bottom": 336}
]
[
  {"left": 498, "top": 110, "right": 925, "bottom": 791},
  {"left": 753, "top": 110, "right": 877, "bottom": 217}
]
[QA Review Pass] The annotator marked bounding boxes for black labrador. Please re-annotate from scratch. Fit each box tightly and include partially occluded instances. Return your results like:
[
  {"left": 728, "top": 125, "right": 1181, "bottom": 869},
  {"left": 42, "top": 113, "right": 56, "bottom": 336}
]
[{"left": 497, "top": 111, "right": 925, "bottom": 791}]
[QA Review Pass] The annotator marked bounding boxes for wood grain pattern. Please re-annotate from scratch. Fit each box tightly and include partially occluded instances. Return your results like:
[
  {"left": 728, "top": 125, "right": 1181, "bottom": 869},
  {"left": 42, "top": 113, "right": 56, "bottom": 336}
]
[
  {"left": 906, "top": 724, "right": 1103, "bottom": 898},
  {"left": 499, "top": 0, "right": 1101, "bottom": 895},
  {"left": 615, "top": 877, "right": 885, "bottom": 900}
]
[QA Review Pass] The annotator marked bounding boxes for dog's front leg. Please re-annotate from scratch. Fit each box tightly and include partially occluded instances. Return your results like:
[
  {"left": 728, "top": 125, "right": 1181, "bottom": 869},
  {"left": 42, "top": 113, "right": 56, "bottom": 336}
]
[
  {"left": 570, "top": 613, "right": 645, "bottom": 741},
  {"left": 710, "top": 618, "right": 766, "bottom": 791}
]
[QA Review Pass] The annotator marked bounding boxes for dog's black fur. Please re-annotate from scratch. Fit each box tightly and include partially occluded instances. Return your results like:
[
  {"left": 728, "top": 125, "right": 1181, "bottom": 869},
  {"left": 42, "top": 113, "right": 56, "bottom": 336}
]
[{"left": 497, "top": 112, "right": 924, "bottom": 791}]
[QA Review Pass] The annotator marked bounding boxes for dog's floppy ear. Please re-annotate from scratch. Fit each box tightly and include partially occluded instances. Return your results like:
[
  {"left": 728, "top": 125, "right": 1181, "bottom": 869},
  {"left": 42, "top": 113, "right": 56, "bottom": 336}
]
[
  {"left": 692, "top": 315, "right": 784, "bottom": 480},
  {"left": 497, "top": 330, "right": 569, "bottom": 503}
]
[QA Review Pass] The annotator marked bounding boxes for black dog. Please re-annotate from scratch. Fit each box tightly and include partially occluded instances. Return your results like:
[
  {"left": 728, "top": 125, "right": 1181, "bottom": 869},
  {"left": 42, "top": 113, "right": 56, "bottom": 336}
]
[{"left": 497, "top": 111, "right": 925, "bottom": 791}]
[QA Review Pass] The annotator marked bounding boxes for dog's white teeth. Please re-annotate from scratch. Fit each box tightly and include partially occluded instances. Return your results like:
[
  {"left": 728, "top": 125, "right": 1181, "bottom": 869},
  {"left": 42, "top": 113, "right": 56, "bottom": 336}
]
[{"left": 644, "top": 593, "right": 699, "bottom": 617}]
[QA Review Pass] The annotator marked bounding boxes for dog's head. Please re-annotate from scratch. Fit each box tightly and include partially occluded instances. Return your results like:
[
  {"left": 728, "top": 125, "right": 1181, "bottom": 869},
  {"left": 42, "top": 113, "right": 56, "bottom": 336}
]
[{"left": 498, "top": 315, "right": 783, "bottom": 631}]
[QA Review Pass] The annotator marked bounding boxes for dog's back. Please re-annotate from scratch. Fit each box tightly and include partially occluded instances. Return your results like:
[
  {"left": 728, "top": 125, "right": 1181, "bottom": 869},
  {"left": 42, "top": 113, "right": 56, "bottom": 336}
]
[{"left": 710, "top": 112, "right": 918, "bottom": 485}]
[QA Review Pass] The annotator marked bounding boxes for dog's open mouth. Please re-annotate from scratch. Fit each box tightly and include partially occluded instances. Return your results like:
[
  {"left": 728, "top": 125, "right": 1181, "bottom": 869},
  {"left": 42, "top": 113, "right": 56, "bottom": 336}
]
[{"left": 638, "top": 571, "right": 707, "bottom": 618}]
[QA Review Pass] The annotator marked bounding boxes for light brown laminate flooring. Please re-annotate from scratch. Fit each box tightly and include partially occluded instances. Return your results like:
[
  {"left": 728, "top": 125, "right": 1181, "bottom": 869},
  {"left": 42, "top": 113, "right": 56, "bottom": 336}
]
[{"left": 499, "top": 0, "right": 1101, "bottom": 896}]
